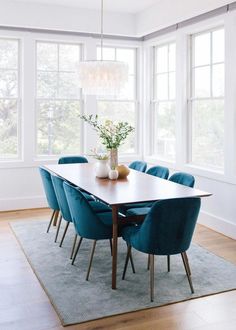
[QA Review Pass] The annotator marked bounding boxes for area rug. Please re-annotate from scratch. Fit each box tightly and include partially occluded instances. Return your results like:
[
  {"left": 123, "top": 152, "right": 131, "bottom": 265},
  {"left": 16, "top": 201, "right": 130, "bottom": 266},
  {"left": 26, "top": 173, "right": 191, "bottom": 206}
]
[{"left": 10, "top": 220, "right": 236, "bottom": 326}]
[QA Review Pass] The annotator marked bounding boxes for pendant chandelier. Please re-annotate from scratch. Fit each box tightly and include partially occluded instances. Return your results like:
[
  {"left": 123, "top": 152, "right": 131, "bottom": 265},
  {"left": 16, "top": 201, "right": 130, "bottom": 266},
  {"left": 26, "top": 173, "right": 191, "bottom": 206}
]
[{"left": 78, "top": 0, "right": 129, "bottom": 96}]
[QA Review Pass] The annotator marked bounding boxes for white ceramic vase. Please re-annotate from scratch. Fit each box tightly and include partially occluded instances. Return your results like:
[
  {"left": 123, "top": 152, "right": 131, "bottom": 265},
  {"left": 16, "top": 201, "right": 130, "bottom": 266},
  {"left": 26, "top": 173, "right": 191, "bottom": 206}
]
[
  {"left": 108, "top": 169, "right": 119, "bottom": 180},
  {"left": 95, "top": 160, "right": 109, "bottom": 178}
]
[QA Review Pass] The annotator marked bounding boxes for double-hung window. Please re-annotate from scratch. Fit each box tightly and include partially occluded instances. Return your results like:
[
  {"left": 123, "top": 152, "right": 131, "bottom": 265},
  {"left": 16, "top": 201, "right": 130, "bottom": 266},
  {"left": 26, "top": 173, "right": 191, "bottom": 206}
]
[
  {"left": 0, "top": 38, "right": 20, "bottom": 160},
  {"left": 36, "top": 41, "right": 82, "bottom": 157},
  {"left": 190, "top": 28, "right": 224, "bottom": 170},
  {"left": 152, "top": 42, "right": 176, "bottom": 161},
  {"left": 96, "top": 46, "right": 138, "bottom": 154}
]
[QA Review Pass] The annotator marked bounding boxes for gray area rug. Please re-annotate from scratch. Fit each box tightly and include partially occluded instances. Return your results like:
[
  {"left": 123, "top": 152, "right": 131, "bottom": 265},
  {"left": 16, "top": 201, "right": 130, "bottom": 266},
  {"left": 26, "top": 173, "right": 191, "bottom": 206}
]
[{"left": 10, "top": 219, "right": 236, "bottom": 326}]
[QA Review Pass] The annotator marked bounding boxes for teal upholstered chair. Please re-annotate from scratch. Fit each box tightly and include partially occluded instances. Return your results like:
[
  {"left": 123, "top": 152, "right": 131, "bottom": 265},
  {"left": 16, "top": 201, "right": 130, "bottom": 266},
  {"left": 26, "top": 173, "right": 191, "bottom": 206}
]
[
  {"left": 39, "top": 167, "right": 60, "bottom": 233},
  {"left": 146, "top": 165, "right": 169, "bottom": 179},
  {"left": 129, "top": 161, "right": 147, "bottom": 172},
  {"left": 51, "top": 175, "right": 112, "bottom": 258},
  {"left": 64, "top": 181, "right": 135, "bottom": 280},
  {"left": 169, "top": 172, "right": 195, "bottom": 188},
  {"left": 122, "top": 197, "right": 201, "bottom": 301},
  {"left": 58, "top": 156, "right": 88, "bottom": 164}
]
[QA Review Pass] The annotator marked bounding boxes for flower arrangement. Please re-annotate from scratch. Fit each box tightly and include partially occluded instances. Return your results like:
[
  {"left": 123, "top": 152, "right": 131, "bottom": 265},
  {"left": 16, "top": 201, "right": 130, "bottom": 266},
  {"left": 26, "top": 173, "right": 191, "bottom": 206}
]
[
  {"left": 89, "top": 148, "right": 109, "bottom": 160},
  {"left": 79, "top": 114, "right": 134, "bottom": 150}
]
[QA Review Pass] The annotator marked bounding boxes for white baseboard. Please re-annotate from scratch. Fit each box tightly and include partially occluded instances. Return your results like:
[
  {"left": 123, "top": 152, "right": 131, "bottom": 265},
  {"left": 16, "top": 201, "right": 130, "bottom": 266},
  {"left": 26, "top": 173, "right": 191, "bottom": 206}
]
[
  {"left": 198, "top": 210, "right": 236, "bottom": 240},
  {"left": 0, "top": 196, "right": 47, "bottom": 212}
]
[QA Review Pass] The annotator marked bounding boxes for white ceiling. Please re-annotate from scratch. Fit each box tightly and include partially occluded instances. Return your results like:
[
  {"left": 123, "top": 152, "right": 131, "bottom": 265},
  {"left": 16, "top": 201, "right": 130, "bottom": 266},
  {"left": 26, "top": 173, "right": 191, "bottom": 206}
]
[{"left": 11, "top": 0, "right": 160, "bottom": 14}]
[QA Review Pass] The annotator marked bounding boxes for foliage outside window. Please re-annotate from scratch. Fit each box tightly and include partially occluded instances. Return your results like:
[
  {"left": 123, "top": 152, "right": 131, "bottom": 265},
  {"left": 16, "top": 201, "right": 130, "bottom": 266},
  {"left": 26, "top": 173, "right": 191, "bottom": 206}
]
[
  {"left": 190, "top": 28, "right": 224, "bottom": 170},
  {"left": 0, "top": 39, "right": 20, "bottom": 160},
  {"left": 96, "top": 46, "right": 137, "bottom": 154},
  {"left": 152, "top": 42, "right": 176, "bottom": 161},
  {"left": 36, "top": 42, "right": 82, "bottom": 156}
]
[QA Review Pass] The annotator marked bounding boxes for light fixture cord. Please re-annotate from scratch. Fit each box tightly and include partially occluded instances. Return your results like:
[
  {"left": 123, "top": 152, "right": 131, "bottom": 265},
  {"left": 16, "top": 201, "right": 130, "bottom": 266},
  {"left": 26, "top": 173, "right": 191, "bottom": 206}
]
[{"left": 101, "top": 0, "right": 103, "bottom": 61}]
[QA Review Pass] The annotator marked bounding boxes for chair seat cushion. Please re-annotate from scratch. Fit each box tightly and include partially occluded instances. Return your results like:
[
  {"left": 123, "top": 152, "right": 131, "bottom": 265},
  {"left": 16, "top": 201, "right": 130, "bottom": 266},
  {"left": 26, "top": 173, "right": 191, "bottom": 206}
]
[
  {"left": 120, "top": 202, "right": 154, "bottom": 214},
  {"left": 126, "top": 207, "right": 151, "bottom": 216},
  {"left": 89, "top": 201, "right": 111, "bottom": 213},
  {"left": 81, "top": 192, "right": 95, "bottom": 201}
]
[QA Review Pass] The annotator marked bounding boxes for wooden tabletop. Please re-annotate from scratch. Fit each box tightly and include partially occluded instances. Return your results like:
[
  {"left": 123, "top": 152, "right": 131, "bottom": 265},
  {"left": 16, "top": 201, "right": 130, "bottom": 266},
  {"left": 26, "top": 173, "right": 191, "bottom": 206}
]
[{"left": 44, "top": 163, "right": 211, "bottom": 205}]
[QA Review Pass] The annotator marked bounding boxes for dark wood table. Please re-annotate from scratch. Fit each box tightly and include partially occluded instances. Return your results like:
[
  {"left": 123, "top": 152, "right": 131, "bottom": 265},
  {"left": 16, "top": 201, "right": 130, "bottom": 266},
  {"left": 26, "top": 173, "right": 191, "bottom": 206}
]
[{"left": 44, "top": 163, "right": 211, "bottom": 289}]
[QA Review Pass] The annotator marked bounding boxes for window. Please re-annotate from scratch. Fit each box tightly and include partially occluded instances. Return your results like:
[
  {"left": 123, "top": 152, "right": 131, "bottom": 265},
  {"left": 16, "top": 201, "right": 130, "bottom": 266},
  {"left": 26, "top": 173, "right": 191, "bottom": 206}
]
[
  {"left": 190, "top": 28, "right": 224, "bottom": 169},
  {"left": 96, "top": 46, "right": 137, "bottom": 154},
  {"left": 0, "top": 38, "right": 20, "bottom": 160},
  {"left": 152, "top": 42, "right": 176, "bottom": 161},
  {"left": 36, "top": 42, "right": 82, "bottom": 156}
]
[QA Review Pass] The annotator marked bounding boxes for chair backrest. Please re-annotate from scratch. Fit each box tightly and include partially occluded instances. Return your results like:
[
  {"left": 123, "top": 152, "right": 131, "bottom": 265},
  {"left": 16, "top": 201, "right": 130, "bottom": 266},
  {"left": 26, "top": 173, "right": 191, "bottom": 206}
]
[
  {"left": 51, "top": 175, "right": 72, "bottom": 222},
  {"left": 63, "top": 181, "right": 112, "bottom": 240},
  {"left": 58, "top": 156, "right": 88, "bottom": 164},
  {"left": 146, "top": 166, "right": 169, "bottom": 179},
  {"left": 169, "top": 172, "right": 195, "bottom": 187},
  {"left": 39, "top": 167, "right": 59, "bottom": 211},
  {"left": 129, "top": 161, "right": 147, "bottom": 172},
  {"left": 133, "top": 198, "right": 201, "bottom": 256}
]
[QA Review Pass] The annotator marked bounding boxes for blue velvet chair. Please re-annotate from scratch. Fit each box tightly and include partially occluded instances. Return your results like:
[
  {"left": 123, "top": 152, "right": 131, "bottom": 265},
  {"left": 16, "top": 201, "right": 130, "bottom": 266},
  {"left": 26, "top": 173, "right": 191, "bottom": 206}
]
[
  {"left": 129, "top": 161, "right": 147, "bottom": 172},
  {"left": 39, "top": 167, "right": 60, "bottom": 233},
  {"left": 63, "top": 181, "right": 135, "bottom": 280},
  {"left": 58, "top": 156, "right": 88, "bottom": 164},
  {"left": 51, "top": 175, "right": 112, "bottom": 258},
  {"left": 146, "top": 165, "right": 169, "bottom": 179},
  {"left": 122, "top": 197, "right": 201, "bottom": 301},
  {"left": 169, "top": 172, "right": 195, "bottom": 188}
]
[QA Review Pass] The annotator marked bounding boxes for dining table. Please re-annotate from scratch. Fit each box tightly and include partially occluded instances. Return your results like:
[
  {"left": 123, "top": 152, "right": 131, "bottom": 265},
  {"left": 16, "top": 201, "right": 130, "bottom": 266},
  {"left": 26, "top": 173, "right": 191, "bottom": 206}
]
[{"left": 44, "top": 163, "right": 211, "bottom": 289}]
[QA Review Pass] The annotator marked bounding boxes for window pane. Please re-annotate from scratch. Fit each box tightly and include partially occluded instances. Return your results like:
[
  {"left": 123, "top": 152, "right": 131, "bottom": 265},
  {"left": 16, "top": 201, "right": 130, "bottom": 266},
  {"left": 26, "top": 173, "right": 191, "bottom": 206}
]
[
  {"left": 194, "top": 66, "right": 210, "bottom": 97},
  {"left": 58, "top": 72, "right": 80, "bottom": 99},
  {"left": 37, "top": 43, "right": 57, "bottom": 71},
  {"left": 97, "top": 101, "right": 135, "bottom": 154},
  {"left": 0, "top": 39, "right": 18, "bottom": 69},
  {"left": 0, "top": 70, "right": 18, "bottom": 97},
  {"left": 156, "top": 73, "right": 168, "bottom": 100},
  {"left": 59, "top": 44, "right": 80, "bottom": 71},
  {"left": 169, "top": 72, "right": 176, "bottom": 99},
  {"left": 169, "top": 43, "right": 176, "bottom": 72},
  {"left": 97, "top": 47, "right": 115, "bottom": 60},
  {"left": 37, "top": 72, "right": 57, "bottom": 98},
  {"left": 191, "top": 100, "right": 224, "bottom": 168},
  {"left": 119, "top": 75, "right": 135, "bottom": 100},
  {"left": 212, "top": 29, "right": 224, "bottom": 63},
  {"left": 156, "top": 45, "right": 168, "bottom": 73},
  {"left": 154, "top": 101, "right": 175, "bottom": 161},
  {"left": 37, "top": 100, "right": 81, "bottom": 155},
  {"left": 212, "top": 64, "right": 224, "bottom": 97},
  {"left": 116, "top": 48, "right": 135, "bottom": 75},
  {"left": 194, "top": 33, "right": 210, "bottom": 66},
  {"left": 0, "top": 99, "right": 18, "bottom": 159}
]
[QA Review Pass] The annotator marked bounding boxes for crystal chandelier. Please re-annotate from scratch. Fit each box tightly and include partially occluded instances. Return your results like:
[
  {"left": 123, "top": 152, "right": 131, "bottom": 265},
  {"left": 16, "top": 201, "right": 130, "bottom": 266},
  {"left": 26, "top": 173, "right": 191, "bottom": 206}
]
[{"left": 78, "top": 0, "right": 128, "bottom": 96}]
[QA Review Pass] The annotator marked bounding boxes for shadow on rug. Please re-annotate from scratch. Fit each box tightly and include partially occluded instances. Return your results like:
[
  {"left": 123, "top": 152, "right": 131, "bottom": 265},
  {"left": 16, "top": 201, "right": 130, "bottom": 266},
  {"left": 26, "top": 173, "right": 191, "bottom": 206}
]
[{"left": 10, "top": 220, "right": 236, "bottom": 326}]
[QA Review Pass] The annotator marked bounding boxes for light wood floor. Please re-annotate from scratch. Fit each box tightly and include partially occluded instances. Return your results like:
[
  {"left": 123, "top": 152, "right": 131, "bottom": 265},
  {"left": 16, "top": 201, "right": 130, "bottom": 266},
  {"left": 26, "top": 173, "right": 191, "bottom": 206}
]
[{"left": 0, "top": 208, "right": 236, "bottom": 330}]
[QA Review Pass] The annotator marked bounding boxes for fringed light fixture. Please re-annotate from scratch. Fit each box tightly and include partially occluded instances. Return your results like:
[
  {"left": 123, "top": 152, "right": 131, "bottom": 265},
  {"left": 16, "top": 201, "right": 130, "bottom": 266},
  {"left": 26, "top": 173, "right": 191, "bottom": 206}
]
[{"left": 78, "top": 0, "right": 129, "bottom": 96}]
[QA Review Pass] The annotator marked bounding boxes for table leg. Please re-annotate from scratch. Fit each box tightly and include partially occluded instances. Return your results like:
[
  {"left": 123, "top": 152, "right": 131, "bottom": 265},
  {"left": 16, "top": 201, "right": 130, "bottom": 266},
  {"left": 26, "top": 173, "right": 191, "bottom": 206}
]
[{"left": 112, "top": 205, "right": 119, "bottom": 289}]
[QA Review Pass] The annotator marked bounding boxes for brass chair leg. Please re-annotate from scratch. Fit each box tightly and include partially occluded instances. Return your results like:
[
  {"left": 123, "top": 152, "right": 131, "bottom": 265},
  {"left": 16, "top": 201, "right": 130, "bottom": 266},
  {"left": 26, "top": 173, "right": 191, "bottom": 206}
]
[
  {"left": 47, "top": 210, "right": 55, "bottom": 233},
  {"left": 59, "top": 221, "right": 70, "bottom": 247},
  {"left": 167, "top": 255, "right": 170, "bottom": 272},
  {"left": 109, "top": 239, "right": 112, "bottom": 256},
  {"left": 53, "top": 210, "right": 59, "bottom": 226},
  {"left": 183, "top": 251, "right": 191, "bottom": 275},
  {"left": 86, "top": 240, "right": 97, "bottom": 281},
  {"left": 54, "top": 215, "right": 62, "bottom": 243},
  {"left": 147, "top": 254, "right": 150, "bottom": 270},
  {"left": 122, "top": 245, "right": 131, "bottom": 280},
  {"left": 70, "top": 234, "right": 78, "bottom": 259},
  {"left": 150, "top": 254, "right": 155, "bottom": 302},
  {"left": 71, "top": 237, "right": 83, "bottom": 265},
  {"left": 181, "top": 252, "right": 194, "bottom": 293},
  {"left": 129, "top": 251, "right": 136, "bottom": 274}
]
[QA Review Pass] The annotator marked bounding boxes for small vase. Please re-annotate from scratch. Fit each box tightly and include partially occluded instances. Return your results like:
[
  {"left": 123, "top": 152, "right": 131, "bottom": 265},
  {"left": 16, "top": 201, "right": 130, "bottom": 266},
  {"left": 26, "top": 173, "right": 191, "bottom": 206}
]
[
  {"left": 95, "top": 160, "right": 109, "bottom": 178},
  {"left": 109, "top": 148, "right": 118, "bottom": 169},
  {"left": 108, "top": 169, "right": 119, "bottom": 180}
]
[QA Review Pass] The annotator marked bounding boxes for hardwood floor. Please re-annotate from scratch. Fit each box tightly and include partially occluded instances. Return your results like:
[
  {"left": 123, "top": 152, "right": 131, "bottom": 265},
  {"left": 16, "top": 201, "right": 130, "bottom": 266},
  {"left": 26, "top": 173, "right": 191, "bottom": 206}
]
[{"left": 0, "top": 208, "right": 236, "bottom": 330}]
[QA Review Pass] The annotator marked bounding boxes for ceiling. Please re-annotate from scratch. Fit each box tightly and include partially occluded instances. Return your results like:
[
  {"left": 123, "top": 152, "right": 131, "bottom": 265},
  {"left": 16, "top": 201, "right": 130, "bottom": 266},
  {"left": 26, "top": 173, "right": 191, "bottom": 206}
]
[{"left": 11, "top": 0, "right": 160, "bottom": 14}]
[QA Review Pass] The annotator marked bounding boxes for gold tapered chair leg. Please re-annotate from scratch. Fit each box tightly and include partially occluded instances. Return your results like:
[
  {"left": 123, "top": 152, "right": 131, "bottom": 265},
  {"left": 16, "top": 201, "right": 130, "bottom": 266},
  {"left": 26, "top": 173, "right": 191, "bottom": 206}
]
[
  {"left": 53, "top": 210, "right": 59, "bottom": 226},
  {"left": 70, "top": 234, "right": 77, "bottom": 259},
  {"left": 181, "top": 252, "right": 194, "bottom": 293},
  {"left": 71, "top": 237, "right": 83, "bottom": 265},
  {"left": 109, "top": 239, "right": 112, "bottom": 256},
  {"left": 59, "top": 222, "right": 70, "bottom": 247},
  {"left": 147, "top": 254, "right": 150, "bottom": 270},
  {"left": 54, "top": 215, "right": 62, "bottom": 242},
  {"left": 129, "top": 251, "right": 136, "bottom": 274},
  {"left": 150, "top": 254, "right": 155, "bottom": 302},
  {"left": 47, "top": 210, "right": 55, "bottom": 233},
  {"left": 183, "top": 251, "right": 191, "bottom": 275},
  {"left": 122, "top": 245, "right": 131, "bottom": 280},
  {"left": 86, "top": 240, "right": 97, "bottom": 281},
  {"left": 167, "top": 255, "right": 170, "bottom": 272}
]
